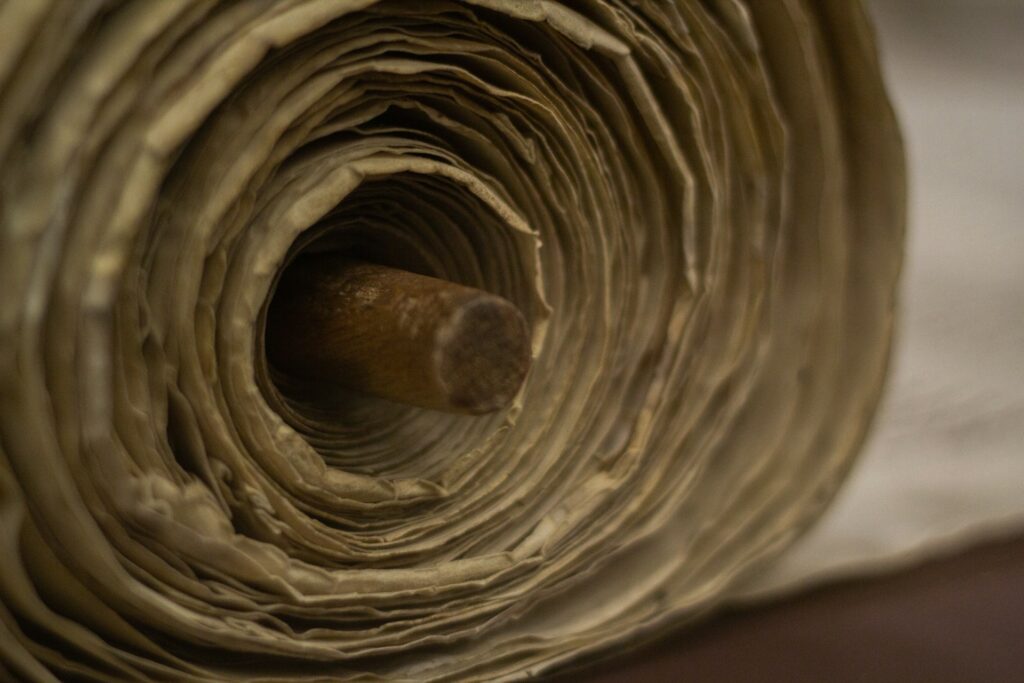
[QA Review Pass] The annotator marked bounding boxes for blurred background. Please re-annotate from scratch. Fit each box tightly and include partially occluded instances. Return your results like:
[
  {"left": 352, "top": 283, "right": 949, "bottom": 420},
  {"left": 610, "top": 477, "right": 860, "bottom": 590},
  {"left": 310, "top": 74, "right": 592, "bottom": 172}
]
[{"left": 581, "top": 1, "right": 1024, "bottom": 679}]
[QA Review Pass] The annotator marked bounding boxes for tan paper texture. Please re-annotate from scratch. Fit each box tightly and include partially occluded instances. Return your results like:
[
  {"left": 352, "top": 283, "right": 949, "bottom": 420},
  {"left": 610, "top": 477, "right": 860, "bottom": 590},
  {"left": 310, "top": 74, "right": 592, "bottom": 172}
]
[
  {"left": 735, "top": 0, "right": 1024, "bottom": 602},
  {"left": 0, "top": 1, "right": 903, "bottom": 680}
]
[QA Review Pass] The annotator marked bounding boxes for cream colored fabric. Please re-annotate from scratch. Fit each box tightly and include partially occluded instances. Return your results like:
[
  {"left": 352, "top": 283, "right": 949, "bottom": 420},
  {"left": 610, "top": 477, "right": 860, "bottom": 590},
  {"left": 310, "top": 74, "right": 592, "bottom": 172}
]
[{"left": 0, "top": 1, "right": 903, "bottom": 680}]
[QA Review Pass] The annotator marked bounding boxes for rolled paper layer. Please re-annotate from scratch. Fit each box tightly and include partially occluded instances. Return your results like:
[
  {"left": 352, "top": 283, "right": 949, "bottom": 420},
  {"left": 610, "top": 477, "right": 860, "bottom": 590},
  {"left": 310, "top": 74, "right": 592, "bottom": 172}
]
[{"left": 0, "top": 1, "right": 903, "bottom": 681}]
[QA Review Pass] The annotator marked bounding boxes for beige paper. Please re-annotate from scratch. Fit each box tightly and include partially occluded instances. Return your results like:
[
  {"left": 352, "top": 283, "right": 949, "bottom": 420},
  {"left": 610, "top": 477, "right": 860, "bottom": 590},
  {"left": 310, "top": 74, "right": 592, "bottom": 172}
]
[{"left": 0, "top": 1, "right": 904, "bottom": 680}]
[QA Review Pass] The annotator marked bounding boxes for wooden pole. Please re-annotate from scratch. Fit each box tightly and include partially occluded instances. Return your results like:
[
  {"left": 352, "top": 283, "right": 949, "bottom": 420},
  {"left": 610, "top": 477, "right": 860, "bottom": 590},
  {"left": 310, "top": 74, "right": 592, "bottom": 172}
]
[{"left": 265, "top": 255, "right": 531, "bottom": 414}]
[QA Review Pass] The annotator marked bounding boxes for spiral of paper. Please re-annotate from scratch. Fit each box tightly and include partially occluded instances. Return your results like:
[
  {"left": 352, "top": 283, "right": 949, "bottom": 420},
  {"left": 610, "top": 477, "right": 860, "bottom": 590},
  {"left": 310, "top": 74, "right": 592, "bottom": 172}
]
[{"left": 0, "top": 1, "right": 903, "bottom": 680}]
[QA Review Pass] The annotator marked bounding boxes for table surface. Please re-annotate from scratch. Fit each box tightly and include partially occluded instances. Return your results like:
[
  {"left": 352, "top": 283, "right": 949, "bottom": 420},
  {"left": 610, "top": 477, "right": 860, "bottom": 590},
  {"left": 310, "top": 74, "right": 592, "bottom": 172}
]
[{"left": 561, "top": 534, "right": 1024, "bottom": 683}]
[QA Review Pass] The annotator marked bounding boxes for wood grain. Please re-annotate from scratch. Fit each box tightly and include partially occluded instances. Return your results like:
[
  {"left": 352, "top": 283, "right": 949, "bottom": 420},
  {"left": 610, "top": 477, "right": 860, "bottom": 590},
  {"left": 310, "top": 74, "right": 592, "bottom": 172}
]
[{"left": 265, "top": 255, "right": 531, "bottom": 414}]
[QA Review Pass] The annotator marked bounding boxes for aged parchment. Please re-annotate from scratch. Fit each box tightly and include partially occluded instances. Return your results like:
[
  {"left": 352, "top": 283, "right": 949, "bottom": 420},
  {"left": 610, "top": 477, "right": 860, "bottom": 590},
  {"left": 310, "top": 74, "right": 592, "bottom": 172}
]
[{"left": 0, "top": 2, "right": 903, "bottom": 680}]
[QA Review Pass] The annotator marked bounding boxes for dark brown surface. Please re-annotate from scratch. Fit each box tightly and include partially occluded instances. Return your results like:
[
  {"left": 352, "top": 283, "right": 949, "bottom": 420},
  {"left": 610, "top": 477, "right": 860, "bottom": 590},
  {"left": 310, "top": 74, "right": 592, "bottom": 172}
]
[
  {"left": 266, "top": 256, "right": 531, "bottom": 414},
  {"left": 558, "top": 534, "right": 1024, "bottom": 683}
]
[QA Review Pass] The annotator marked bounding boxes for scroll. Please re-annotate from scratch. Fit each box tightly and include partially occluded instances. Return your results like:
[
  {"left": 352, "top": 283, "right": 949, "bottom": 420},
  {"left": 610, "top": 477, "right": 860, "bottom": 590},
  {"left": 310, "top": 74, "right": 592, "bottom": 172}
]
[{"left": 0, "top": 1, "right": 904, "bottom": 680}]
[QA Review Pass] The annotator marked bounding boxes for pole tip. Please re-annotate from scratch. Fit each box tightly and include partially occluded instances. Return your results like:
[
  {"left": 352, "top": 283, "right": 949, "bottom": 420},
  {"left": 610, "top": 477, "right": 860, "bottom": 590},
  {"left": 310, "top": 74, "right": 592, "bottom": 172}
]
[{"left": 436, "top": 294, "right": 531, "bottom": 414}]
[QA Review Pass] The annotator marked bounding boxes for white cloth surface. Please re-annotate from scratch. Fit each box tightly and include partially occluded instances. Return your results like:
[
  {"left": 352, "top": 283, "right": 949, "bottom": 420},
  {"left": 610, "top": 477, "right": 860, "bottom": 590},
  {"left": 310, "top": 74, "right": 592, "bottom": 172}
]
[{"left": 739, "top": 0, "right": 1024, "bottom": 598}]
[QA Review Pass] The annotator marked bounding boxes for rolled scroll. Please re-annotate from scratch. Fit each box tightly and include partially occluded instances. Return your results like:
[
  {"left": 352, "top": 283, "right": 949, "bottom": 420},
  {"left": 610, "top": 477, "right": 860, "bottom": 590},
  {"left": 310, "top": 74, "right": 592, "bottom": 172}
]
[{"left": 0, "top": 1, "right": 903, "bottom": 680}]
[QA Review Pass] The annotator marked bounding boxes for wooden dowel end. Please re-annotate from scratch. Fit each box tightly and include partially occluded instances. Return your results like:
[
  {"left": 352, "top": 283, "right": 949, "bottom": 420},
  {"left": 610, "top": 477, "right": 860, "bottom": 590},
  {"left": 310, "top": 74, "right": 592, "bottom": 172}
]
[{"left": 265, "top": 256, "right": 531, "bottom": 414}]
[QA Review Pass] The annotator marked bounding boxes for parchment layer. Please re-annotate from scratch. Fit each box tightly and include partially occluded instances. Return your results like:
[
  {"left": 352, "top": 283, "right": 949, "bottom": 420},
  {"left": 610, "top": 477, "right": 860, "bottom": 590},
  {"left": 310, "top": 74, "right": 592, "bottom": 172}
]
[{"left": 0, "top": 1, "right": 903, "bottom": 680}]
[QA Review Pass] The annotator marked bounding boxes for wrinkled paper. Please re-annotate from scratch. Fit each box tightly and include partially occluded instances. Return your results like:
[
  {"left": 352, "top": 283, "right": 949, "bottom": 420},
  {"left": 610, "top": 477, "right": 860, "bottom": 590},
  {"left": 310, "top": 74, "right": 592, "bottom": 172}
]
[{"left": 0, "top": 1, "right": 904, "bottom": 680}]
